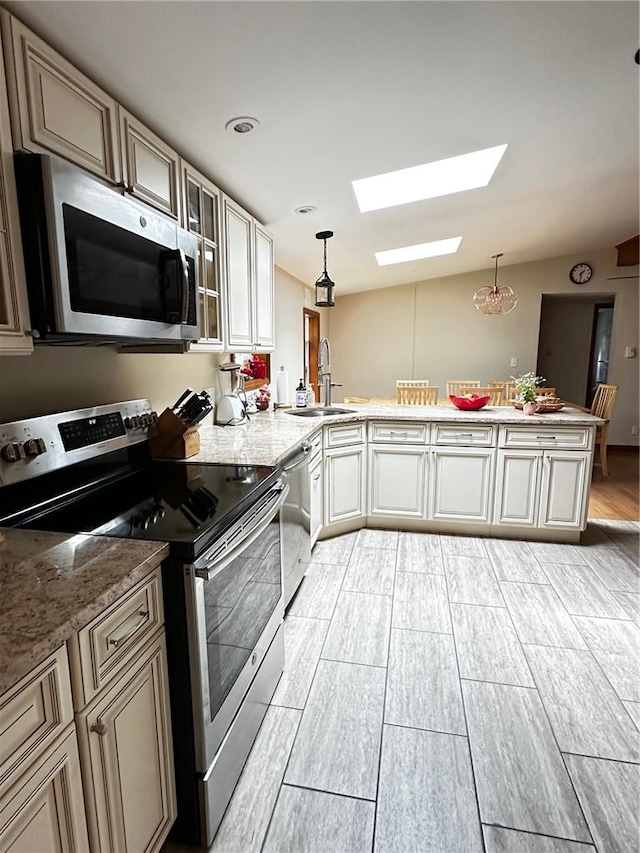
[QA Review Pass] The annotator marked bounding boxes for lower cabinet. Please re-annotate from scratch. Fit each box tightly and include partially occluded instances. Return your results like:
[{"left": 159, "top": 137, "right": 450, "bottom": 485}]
[
  {"left": 0, "top": 727, "right": 90, "bottom": 853},
  {"left": 495, "top": 448, "right": 592, "bottom": 530},
  {"left": 77, "top": 633, "right": 176, "bottom": 853},
  {"left": 430, "top": 446, "right": 495, "bottom": 523},
  {"left": 369, "top": 445, "right": 426, "bottom": 518},
  {"left": 0, "top": 566, "right": 176, "bottom": 853},
  {"left": 539, "top": 450, "right": 592, "bottom": 529},
  {"left": 325, "top": 445, "right": 366, "bottom": 525},
  {"left": 309, "top": 451, "right": 324, "bottom": 546}
]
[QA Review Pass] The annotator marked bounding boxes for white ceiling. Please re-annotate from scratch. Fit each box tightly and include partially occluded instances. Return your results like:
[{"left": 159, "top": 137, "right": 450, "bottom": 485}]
[{"left": 5, "top": 0, "right": 639, "bottom": 294}]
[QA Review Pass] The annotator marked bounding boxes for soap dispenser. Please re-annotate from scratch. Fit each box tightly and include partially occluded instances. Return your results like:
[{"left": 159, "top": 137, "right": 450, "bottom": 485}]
[{"left": 295, "top": 379, "right": 307, "bottom": 408}]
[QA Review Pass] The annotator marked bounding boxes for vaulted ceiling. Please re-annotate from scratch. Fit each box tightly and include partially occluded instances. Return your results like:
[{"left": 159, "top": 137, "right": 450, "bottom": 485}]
[{"left": 5, "top": 1, "right": 639, "bottom": 293}]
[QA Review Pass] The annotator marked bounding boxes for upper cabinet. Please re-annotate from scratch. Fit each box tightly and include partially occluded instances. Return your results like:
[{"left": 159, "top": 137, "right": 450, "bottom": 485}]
[
  {"left": 1, "top": 12, "right": 180, "bottom": 218},
  {"left": 0, "top": 8, "right": 276, "bottom": 353},
  {"left": 0, "top": 33, "right": 32, "bottom": 355},
  {"left": 119, "top": 108, "right": 180, "bottom": 218},
  {"left": 181, "top": 160, "right": 224, "bottom": 350},
  {"left": 223, "top": 195, "right": 274, "bottom": 351},
  {"left": 1, "top": 10, "right": 121, "bottom": 183}
]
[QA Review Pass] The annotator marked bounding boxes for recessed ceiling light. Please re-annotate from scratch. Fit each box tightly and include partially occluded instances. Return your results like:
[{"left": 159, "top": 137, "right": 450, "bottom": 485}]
[
  {"left": 295, "top": 205, "right": 317, "bottom": 215},
  {"left": 225, "top": 116, "right": 260, "bottom": 134},
  {"left": 352, "top": 144, "right": 508, "bottom": 213},
  {"left": 375, "top": 236, "right": 462, "bottom": 267}
]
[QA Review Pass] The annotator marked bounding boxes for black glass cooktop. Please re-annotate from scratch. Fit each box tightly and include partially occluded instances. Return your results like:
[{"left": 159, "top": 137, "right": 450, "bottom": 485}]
[{"left": 1, "top": 458, "right": 279, "bottom": 560}]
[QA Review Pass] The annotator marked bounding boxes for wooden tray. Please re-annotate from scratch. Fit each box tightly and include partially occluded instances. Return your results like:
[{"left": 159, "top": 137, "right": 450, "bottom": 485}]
[{"left": 510, "top": 400, "right": 566, "bottom": 413}]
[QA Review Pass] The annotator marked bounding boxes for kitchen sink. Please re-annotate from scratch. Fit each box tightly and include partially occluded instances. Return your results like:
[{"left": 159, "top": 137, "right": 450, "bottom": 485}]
[{"left": 284, "top": 407, "right": 356, "bottom": 418}]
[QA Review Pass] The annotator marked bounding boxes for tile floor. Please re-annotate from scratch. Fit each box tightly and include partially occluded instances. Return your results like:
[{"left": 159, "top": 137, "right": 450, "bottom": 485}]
[{"left": 208, "top": 521, "right": 640, "bottom": 852}]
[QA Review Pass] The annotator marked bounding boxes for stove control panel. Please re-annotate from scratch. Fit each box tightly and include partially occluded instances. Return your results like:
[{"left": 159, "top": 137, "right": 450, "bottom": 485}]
[{"left": 0, "top": 399, "right": 154, "bottom": 486}]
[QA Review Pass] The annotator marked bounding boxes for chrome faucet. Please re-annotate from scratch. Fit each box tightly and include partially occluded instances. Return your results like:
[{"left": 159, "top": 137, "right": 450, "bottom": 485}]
[{"left": 318, "top": 336, "right": 342, "bottom": 407}]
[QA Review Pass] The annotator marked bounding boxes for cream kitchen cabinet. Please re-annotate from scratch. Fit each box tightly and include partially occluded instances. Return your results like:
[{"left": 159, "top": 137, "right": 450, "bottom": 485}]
[
  {"left": 369, "top": 445, "right": 427, "bottom": 519},
  {"left": 0, "top": 646, "right": 89, "bottom": 851},
  {"left": 309, "top": 448, "right": 323, "bottom": 546},
  {"left": 495, "top": 447, "right": 591, "bottom": 530},
  {"left": 181, "top": 160, "right": 224, "bottom": 350},
  {"left": 0, "top": 565, "right": 176, "bottom": 853},
  {"left": 495, "top": 426, "right": 593, "bottom": 532},
  {"left": 323, "top": 422, "right": 366, "bottom": 527},
  {"left": 1, "top": 12, "right": 179, "bottom": 217},
  {"left": 222, "top": 194, "right": 275, "bottom": 351},
  {"left": 118, "top": 107, "right": 180, "bottom": 218},
  {"left": 1, "top": 10, "right": 120, "bottom": 183},
  {"left": 0, "top": 728, "right": 90, "bottom": 853},
  {"left": 429, "top": 446, "right": 495, "bottom": 524},
  {"left": 0, "top": 33, "right": 32, "bottom": 355},
  {"left": 324, "top": 445, "right": 366, "bottom": 525},
  {"left": 76, "top": 634, "right": 175, "bottom": 853},
  {"left": 69, "top": 565, "right": 176, "bottom": 853}
]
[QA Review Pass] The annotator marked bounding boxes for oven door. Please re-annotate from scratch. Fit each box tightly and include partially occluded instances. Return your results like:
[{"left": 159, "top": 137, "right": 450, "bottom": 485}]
[{"left": 185, "top": 481, "right": 288, "bottom": 774}]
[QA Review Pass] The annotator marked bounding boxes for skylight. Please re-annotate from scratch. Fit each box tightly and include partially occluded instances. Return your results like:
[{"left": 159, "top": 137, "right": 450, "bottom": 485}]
[
  {"left": 352, "top": 144, "right": 508, "bottom": 213},
  {"left": 375, "top": 236, "right": 462, "bottom": 267}
]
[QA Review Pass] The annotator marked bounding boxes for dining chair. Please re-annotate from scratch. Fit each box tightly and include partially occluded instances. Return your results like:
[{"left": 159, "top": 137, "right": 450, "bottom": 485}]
[
  {"left": 590, "top": 384, "right": 619, "bottom": 477},
  {"left": 396, "top": 385, "right": 439, "bottom": 405},
  {"left": 343, "top": 396, "right": 370, "bottom": 403},
  {"left": 396, "top": 380, "right": 432, "bottom": 405},
  {"left": 487, "top": 380, "right": 507, "bottom": 388},
  {"left": 460, "top": 385, "right": 504, "bottom": 406},
  {"left": 446, "top": 379, "right": 480, "bottom": 398},
  {"left": 504, "top": 383, "right": 517, "bottom": 401}
]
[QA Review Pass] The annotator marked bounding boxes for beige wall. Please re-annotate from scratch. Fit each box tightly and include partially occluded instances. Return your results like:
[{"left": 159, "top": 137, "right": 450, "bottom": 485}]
[{"left": 329, "top": 248, "right": 639, "bottom": 445}]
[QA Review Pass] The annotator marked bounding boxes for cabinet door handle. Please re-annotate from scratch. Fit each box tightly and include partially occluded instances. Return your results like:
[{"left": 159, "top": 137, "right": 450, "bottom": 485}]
[
  {"left": 312, "top": 474, "right": 320, "bottom": 482},
  {"left": 537, "top": 435, "right": 556, "bottom": 440},
  {"left": 90, "top": 719, "right": 107, "bottom": 737},
  {"left": 107, "top": 609, "right": 149, "bottom": 648},
  {"left": 389, "top": 431, "right": 409, "bottom": 437}
]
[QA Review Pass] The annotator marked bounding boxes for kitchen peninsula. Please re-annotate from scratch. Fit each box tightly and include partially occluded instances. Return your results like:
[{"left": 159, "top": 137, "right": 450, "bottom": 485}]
[{"left": 193, "top": 403, "right": 604, "bottom": 544}]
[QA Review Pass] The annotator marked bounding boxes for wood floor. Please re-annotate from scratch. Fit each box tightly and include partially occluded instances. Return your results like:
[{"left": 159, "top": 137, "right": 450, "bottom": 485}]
[{"left": 588, "top": 449, "right": 639, "bottom": 521}]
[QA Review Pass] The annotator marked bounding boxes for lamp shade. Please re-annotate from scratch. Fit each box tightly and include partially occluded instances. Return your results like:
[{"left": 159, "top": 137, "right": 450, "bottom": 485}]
[{"left": 473, "top": 253, "right": 517, "bottom": 315}]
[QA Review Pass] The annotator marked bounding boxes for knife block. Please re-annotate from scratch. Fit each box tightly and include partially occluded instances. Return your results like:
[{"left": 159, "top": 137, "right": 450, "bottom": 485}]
[{"left": 149, "top": 408, "right": 201, "bottom": 459}]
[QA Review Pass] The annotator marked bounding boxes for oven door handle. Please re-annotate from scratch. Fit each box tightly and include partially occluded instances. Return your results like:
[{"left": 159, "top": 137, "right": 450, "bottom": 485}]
[{"left": 193, "top": 482, "right": 289, "bottom": 581}]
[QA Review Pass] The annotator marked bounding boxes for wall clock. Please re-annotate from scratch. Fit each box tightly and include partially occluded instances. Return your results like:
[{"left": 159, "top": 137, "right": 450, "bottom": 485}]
[{"left": 569, "top": 262, "right": 593, "bottom": 285}]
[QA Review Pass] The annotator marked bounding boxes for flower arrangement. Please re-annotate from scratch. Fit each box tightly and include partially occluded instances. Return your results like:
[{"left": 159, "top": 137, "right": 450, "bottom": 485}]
[{"left": 511, "top": 372, "right": 546, "bottom": 404}]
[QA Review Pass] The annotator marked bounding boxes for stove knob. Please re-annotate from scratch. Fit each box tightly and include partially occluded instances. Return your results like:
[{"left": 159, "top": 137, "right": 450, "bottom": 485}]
[
  {"left": 24, "top": 438, "right": 47, "bottom": 457},
  {"left": 124, "top": 416, "right": 140, "bottom": 429},
  {"left": 1, "top": 442, "right": 26, "bottom": 462}
]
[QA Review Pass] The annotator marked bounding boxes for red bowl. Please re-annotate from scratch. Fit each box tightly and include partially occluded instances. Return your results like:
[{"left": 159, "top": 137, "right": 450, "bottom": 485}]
[{"left": 449, "top": 394, "right": 491, "bottom": 411}]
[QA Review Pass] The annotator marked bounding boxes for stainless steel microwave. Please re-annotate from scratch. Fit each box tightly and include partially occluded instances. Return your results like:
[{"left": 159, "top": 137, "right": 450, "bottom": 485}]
[{"left": 14, "top": 154, "right": 199, "bottom": 345}]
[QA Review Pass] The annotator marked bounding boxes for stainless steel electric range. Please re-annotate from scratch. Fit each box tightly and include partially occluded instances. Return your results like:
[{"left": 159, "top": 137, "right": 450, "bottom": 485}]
[{"left": 0, "top": 399, "right": 288, "bottom": 847}]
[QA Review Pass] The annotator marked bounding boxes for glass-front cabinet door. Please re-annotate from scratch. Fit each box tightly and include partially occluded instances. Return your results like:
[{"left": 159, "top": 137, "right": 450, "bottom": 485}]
[{"left": 181, "top": 161, "right": 224, "bottom": 350}]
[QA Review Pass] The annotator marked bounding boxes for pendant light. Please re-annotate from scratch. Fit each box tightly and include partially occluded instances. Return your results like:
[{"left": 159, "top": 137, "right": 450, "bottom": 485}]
[
  {"left": 473, "top": 252, "right": 518, "bottom": 315},
  {"left": 314, "top": 231, "right": 335, "bottom": 307}
]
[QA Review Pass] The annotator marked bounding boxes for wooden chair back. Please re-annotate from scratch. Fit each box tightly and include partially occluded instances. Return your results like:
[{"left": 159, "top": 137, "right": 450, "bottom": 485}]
[
  {"left": 396, "top": 380, "right": 432, "bottom": 405},
  {"left": 396, "top": 386, "right": 439, "bottom": 405},
  {"left": 446, "top": 380, "right": 480, "bottom": 397},
  {"left": 590, "top": 383, "right": 618, "bottom": 477},
  {"left": 460, "top": 386, "right": 504, "bottom": 405},
  {"left": 487, "top": 380, "right": 507, "bottom": 389},
  {"left": 344, "top": 396, "right": 369, "bottom": 403},
  {"left": 591, "top": 383, "right": 618, "bottom": 421}
]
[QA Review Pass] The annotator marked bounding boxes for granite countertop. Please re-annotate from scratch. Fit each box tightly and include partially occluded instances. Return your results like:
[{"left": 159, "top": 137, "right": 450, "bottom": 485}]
[
  {"left": 0, "top": 528, "right": 169, "bottom": 694},
  {"left": 191, "top": 403, "right": 604, "bottom": 466}
]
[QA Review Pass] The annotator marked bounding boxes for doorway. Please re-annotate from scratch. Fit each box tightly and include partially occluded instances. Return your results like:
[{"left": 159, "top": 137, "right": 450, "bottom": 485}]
[
  {"left": 536, "top": 293, "right": 615, "bottom": 405},
  {"left": 303, "top": 308, "right": 320, "bottom": 402}
]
